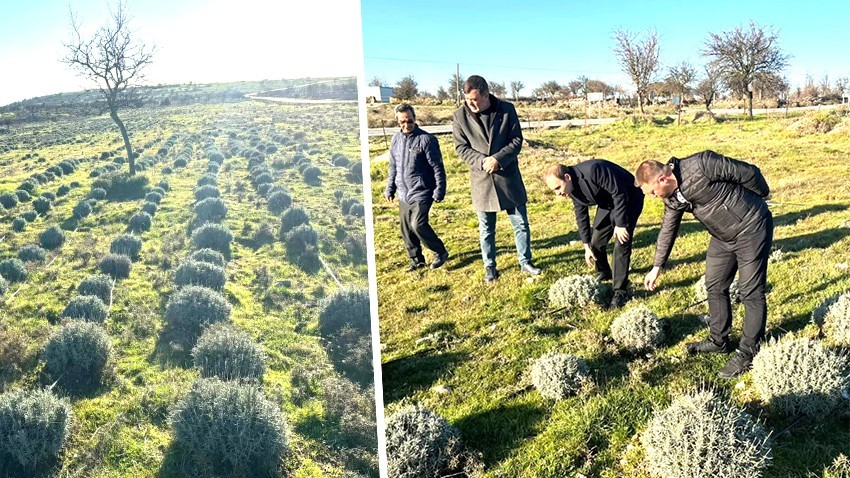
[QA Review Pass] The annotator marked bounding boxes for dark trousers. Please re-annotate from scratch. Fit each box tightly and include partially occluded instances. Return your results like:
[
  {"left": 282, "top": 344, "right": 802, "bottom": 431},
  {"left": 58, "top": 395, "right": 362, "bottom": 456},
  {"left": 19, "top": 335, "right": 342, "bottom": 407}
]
[
  {"left": 704, "top": 213, "right": 773, "bottom": 357},
  {"left": 399, "top": 199, "right": 446, "bottom": 262},
  {"left": 590, "top": 195, "right": 644, "bottom": 294}
]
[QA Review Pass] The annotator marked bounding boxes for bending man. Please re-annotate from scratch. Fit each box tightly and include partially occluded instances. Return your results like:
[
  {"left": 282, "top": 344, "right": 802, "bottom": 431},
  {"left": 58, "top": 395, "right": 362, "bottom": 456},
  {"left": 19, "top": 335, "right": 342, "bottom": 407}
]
[{"left": 635, "top": 150, "right": 773, "bottom": 378}]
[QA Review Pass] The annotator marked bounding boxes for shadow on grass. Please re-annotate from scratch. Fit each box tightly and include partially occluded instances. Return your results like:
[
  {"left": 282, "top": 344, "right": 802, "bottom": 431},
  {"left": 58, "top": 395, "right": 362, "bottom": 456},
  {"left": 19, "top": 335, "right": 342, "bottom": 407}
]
[
  {"left": 381, "top": 350, "right": 468, "bottom": 403},
  {"left": 454, "top": 401, "right": 547, "bottom": 466},
  {"left": 149, "top": 322, "right": 196, "bottom": 369},
  {"left": 772, "top": 203, "right": 847, "bottom": 227},
  {"left": 766, "top": 413, "right": 850, "bottom": 478},
  {"left": 157, "top": 442, "right": 280, "bottom": 478},
  {"left": 774, "top": 227, "right": 850, "bottom": 254}
]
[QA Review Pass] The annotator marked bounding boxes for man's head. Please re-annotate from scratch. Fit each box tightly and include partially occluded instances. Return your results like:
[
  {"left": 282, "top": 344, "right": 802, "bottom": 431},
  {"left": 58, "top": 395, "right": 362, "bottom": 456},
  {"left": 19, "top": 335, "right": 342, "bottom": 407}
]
[
  {"left": 394, "top": 103, "right": 416, "bottom": 134},
  {"left": 635, "top": 160, "right": 677, "bottom": 199},
  {"left": 543, "top": 164, "right": 574, "bottom": 197},
  {"left": 463, "top": 75, "right": 491, "bottom": 113}
]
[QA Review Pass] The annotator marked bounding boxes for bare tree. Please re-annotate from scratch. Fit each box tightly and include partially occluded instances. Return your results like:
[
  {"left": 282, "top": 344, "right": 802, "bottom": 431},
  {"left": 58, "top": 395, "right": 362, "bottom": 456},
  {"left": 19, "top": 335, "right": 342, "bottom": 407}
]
[
  {"left": 368, "top": 76, "right": 387, "bottom": 87},
  {"left": 695, "top": 66, "right": 722, "bottom": 112},
  {"left": 488, "top": 80, "right": 507, "bottom": 97},
  {"left": 819, "top": 74, "right": 831, "bottom": 97},
  {"left": 63, "top": 1, "right": 154, "bottom": 175},
  {"left": 612, "top": 29, "right": 660, "bottom": 113},
  {"left": 702, "top": 21, "right": 789, "bottom": 118},
  {"left": 667, "top": 60, "right": 697, "bottom": 104},
  {"left": 534, "top": 80, "right": 564, "bottom": 100},
  {"left": 510, "top": 80, "right": 524, "bottom": 100}
]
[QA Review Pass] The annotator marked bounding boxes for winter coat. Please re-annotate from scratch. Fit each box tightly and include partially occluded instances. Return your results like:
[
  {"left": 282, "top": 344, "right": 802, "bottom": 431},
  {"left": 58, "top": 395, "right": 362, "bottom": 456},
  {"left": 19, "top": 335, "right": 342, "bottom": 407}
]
[
  {"left": 567, "top": 159, "right": 643, "bottom": 244},
  {"left": 384, "top": 126, "right": 446, "bottom": 203}
]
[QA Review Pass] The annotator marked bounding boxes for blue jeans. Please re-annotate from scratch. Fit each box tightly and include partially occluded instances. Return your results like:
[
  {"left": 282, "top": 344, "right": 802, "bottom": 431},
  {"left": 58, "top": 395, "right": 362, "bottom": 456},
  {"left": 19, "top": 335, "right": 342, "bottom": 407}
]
[{"left": 476, "top": 204, "right": 532, "bottom": 268}]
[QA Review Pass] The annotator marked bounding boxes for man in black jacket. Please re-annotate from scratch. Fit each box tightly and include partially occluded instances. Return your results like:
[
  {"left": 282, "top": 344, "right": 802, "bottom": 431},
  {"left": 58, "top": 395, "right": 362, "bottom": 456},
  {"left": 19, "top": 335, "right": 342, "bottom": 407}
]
[
  {"left": 636, "top": 150, "right": 773, "bottom": 378},
  {"left": 385, "top": 103, "right": 449, "bottom": 272},
  {"left": 544, "top": 160, "right": 644, "bottom": 308},
  {"left": 453, "top": 75, "right": 540, "bottom": 282}
]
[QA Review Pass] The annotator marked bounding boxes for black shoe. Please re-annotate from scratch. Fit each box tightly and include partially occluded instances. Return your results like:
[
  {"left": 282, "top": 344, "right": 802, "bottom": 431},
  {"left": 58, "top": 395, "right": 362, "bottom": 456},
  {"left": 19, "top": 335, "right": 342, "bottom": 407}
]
[
  {"left": 596, "top": 271, "right": 612, "bottom": 282},
  {"left": 520, "top": 263, "right": 541, "bottom": 276},
  {"left": 718, "top": 350, "right": 753, "bottom": 379},
  {"left": 484, "top": 266, "right": 499, "bottom": 283},
  {"left": 609, "top": 291, "right": 629, "bottom": 309},
  {"left": 430, "top": 251, "right": 449, "bottom": 269},
  {"left": 406, "top": 260, "right": 426, "bottom": 273},
  {"left": 685, "top": 338, "right": 729, "bottom": 355}
]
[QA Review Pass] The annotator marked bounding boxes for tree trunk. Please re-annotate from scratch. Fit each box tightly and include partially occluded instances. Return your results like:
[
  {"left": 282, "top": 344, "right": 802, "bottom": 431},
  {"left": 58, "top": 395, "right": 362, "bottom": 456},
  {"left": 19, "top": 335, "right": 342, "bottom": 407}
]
[
  {"left": 747, "top": 90, "right": 754, "bottom": 119},
  {"left": 638, "top": 93, "right": 645, "bottom": 114},
  {"left": 109, "top": 107, "right": 135, "bottom": 175}
]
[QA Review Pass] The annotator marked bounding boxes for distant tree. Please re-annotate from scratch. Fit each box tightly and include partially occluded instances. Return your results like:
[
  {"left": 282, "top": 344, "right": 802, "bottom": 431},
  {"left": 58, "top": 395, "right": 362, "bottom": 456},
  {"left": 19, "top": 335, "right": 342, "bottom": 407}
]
[
  {"left": 695, "top": 66, "right": 722, "bottom": 111},
  {"left": 534, "top": 80, "right": 564, "bottom": 100},
  {"left": 567, "top": 79, "right": 584, "bottom": 97},
  {"left": 836, "top": 76, "right": 849, "bottom": 96},
  {"left": 488, "top": 80, "right": 507, "bottom": 97},
  {"left": 448, "top": 71, "right": 464, "bottom": 103},
  {"left": 63, "top": 0, "right": 154, "bottom": 175},
  {"left": 393, "top": 76, "right": 419, "bottom": 100},
  {"left": 612, "top": 29, "right": 660, "bottom": 113},
  {"left": 819, "top": 74, "right": 832, "bottom": 97},
  {"left": 510, "top": 80, "right": 524, "bottom": 100},
  {"left": 702, "top": 21, "right": 789, "bottom": 118},
  {"left": 435, "top": 86, "right": 450, "bottom": 101},
  {"left": 585, "top": 79, "right": 613, "bottom": 97},
  {"left": 667, "top": 60, "right": 697, "bottom": 104},
  {"left": 368, "top": 76, "right": 387, "bottom": 87},
  {"left": 752, "top": 72, "right": 789, "bottom": 103}
]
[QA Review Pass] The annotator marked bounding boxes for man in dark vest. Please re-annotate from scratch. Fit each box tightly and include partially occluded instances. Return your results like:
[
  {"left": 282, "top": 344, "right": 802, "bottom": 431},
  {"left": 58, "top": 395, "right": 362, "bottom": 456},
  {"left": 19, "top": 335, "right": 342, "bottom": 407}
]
[
  {"left": 452, "top": 75, "right": 541, "bottom": 282},
  {"left": 385, "top": 103, "right": 449, "bottom": 272},
  {"left": 544, "top": 160, "right": 644, "bottom": 308},
  {"left": 635, "top": 150, "right": 773, "bottom": 378}
]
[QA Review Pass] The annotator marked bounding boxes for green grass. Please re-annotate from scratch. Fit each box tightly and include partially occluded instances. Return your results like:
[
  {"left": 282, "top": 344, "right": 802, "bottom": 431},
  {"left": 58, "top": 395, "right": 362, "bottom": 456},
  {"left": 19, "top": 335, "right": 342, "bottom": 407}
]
[
  {"left": 0, "top": 99, "right": 375, "bottom": 477},
  {"left": 371, "top": 110, "right": 850, "bottom": 477}
]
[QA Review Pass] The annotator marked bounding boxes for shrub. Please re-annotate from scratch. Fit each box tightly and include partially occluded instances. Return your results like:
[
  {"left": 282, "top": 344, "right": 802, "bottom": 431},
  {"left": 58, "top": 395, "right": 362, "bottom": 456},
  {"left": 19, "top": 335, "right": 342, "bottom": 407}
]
[
  {"left": 192, "top": 323, "right": 265, "bottom": 382},
  {"left": 0, "top": 277, "right": 6, "bottom": 297},
  {"left": 43, "top": 321, "right": 112, "bottom": 390},
  {"left": 0, "top": 259, "right": 27, "bottom": 283},
  {"left": 90, "top": 187, "right": 107, "bottom": 200},
  {"left": 0, "top": 389, "right": 71, "bottom": 468},
  {"left": 280, "top": 206, "right": 309, "bottom": 235},
  {"left": 348, "top": 203, "right": 365, "bottom": 217},
  {"left": 257, "top": 183, "right": 273, "bottom": 196},
  {"left": 157, "top": 179, "right": 170, "bottom": 191},
  {"left": 0, "top": 192, "right": 18, "bottom": 209},
  {"left": 194, "top": 184, "right": 220, "bottom": 202},
  {"left": 40, "top": 191, "right": 57, "bottom": 201},
  {"left": 39, "top": 226, "right": 66, "bottom": 249},
  {"left": 267, "top": 191, "right": 292, "bottom": 214},
  {"left": 332, "top": 153, "right": 350, "bottom": 166},
  {"left": 165, "top": 286, "right": 231, "bottom": 336},
  {"left": 695, "top": 274, "right": 741, "bottom": 304},
  {"left": 751, "top": 336, "right": 849, "bottom": 416},
  {"left": 33, "top": 197, "right": 52, "bottom": 214},
  {"left": 284, "top": 224, "right": 318, "bottom": 257},
  {"left": 253, "top": 172, "right": 273, "bottom": 186},
  {"left": 150, "top": 186, "right": 166, "bottom": 197},
  {"left": 253, "top": 221, "right": 277, "bottom": 246},
  {"left": 21, "top": 210, "right": 38, "bottom": 222},
  {"left": 99, "top": 253, "right": 132, "bottom": 279},
  {"left": 15, "top": 190, "right": 31, "bottom": 202},
  {"left": 12, "top": 217, "right": 27, "bottom": 232},
  {"left": 128, "top": 211, "right": 152, "bottom": 232},
  {"left": 78, "top": 274, "right": 114, "bottom": 304},
  {"left": 194, "top": 197, "right": 228, "bottom": 223},
  {"left": 18, "top": 244, "right": 47, "bottom": 263},
  {"left": 174, "top": 157, "right": 188, "bottom": 168},
  {"left": 104, "top": 172, "right": 149, "bottom": 200},
  {"left": 548, "top": 275, "right": 602, "bottom": 309},
  {"left": 18, "top": 180, "right": 37, "bottom": 193},
  {"left": 162, "top": 166, "right": 173, "bottom": 174},
  {"left": 610, "top": 304, "right": 665, "bottom": 351},
  {"left": 57, "top": 161, "right": 75, "bottom": 174},
  {"left": 141, "top": 201, "right": 158, "bottom": 216},
  {"left": 175, "top": 260, "right": 227, "bottom": 291},
  {"left": 347, "top": 161, "right": 363, "bottom": 182},
  {"left": 57, "top": 184, "right": 71, "bottom": 197},
  {"left": 197, "top": 173, "right": 218, "bottom": 187},
  {"left": 385, "top": 405, "right": 464, "bottom": 478},
  {"left": 191, "top": 223, "right": 233, "bottom": 256},
  {"left": 62, "top": 295, "right": 109, "bottom": 323},
  {"left": 144, "top": 191, "right": 163, "bottom": 204},
  {"left": 170, "top": 378, "right": 287, "bottom": 473},
  {"left": 340, "top": 197, "right": 358, "bottom": 213},
  {"left": 302, "top": 166, "right": 322, "bottom": 185},
  {"left": 73, "top": 201, "right": 92, "bottom": 219},
  {"left": 642, "top": 390, "right": 771, "bottom": 478},
  {"left": 816, "top": 291, "right": 850, "bottom": 346},
  {"left": 187, "top": 248, "right": 226, "bottom": 268},
  {"left": 531, "top": 352, "right": 590, "bottom": 400},
  {"left": 318, "top": 289, "right": 371, "bottom": 338},
  {"left": 110, "top": 233, "right": 143, "bottom": 261}
]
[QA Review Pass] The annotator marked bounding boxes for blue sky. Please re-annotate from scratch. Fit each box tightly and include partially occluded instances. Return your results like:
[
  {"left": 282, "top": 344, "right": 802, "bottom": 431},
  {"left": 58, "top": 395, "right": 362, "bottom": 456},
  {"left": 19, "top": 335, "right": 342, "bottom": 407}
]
[
  {"left": 0, "top": 0, "right": 363, "bottom": 106},
  {"left": 362, "top": 0, "right": 850, "bottom": 96}
]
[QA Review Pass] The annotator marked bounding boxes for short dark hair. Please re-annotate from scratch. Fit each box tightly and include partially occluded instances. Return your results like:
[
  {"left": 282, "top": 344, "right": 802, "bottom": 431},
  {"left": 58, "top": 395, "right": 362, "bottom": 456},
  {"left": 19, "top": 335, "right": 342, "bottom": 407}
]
[
  {"left": 634, "top": 160, "right": 671, "bottom": 187},
  {"left": 394, "top": 103, "right": 415, "bottom": 118},
  {"left": 463, "top": 75, "right": 489, "bottom": 95},
  {"left": 543, "top": 164, "right": 569, "bottom": 181}
]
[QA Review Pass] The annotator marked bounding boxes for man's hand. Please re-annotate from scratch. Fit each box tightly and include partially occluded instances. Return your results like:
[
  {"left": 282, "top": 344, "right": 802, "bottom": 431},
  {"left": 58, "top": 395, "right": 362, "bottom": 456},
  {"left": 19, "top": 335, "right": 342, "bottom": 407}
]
[
  {"left": 483, "top": 156, "right": 500, "bottom": 174},
  {"left": 644, "top": 266, "right": 662, "bottom": 291},
  {"left": 583, "top": 243, "right": 596, "bottom": 268},
  {"left": 385, "top": 194, "right": 394, "bottom": 203},
  {"left": 613, "top": 226, "right": 630, "bottom": 244}
]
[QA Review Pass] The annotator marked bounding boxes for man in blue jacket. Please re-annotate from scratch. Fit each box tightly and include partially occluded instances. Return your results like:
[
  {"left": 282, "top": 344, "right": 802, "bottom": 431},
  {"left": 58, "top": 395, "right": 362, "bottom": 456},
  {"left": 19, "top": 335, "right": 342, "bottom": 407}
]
[
  {"left": 385, "top": 103, "right": 449, "bottom": 272},
  {"left": 544, "top": 160, "right": 644, "bottom": 308},
  {"left": 636, "top": 150, "right": 773, "bottom": 378}
]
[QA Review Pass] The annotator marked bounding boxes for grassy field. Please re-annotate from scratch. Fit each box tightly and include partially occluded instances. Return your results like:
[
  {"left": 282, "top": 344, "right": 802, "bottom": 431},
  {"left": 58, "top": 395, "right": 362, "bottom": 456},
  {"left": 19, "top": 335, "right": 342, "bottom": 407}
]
[
  {"left": 0, "top": 98, "right": 375, "bottom": 477},
  {"left": 370, "top": 109, "right": 850, "bottom": 477}
]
